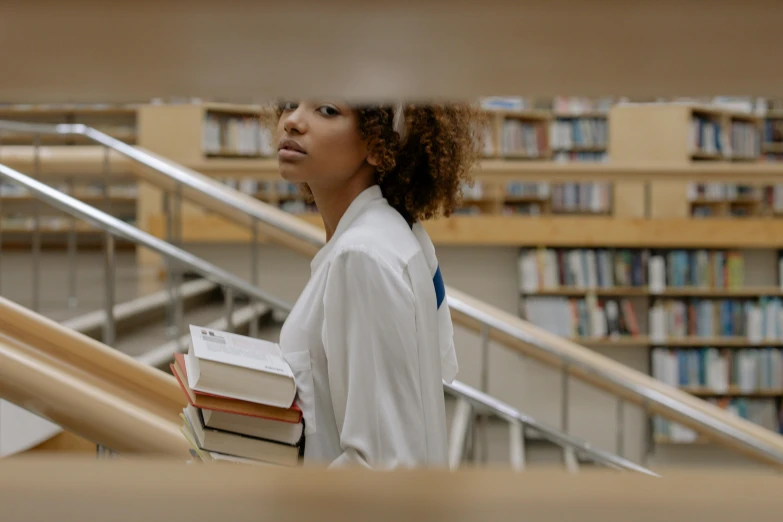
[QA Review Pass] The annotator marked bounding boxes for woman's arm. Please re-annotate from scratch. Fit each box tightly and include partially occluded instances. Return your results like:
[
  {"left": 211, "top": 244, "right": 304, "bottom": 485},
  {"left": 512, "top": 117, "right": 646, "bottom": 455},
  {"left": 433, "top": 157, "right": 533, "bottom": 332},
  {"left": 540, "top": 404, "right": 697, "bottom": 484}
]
[{"left": 321, "top": 247, "right": 425, "bottom": 469}]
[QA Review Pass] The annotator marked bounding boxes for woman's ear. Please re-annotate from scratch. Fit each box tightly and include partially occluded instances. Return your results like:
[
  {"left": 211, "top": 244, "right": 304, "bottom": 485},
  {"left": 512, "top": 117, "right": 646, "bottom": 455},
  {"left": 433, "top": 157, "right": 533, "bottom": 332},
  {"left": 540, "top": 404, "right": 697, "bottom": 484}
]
[{"left": 366, "top": 150, "right": 380, "bottom": 167}]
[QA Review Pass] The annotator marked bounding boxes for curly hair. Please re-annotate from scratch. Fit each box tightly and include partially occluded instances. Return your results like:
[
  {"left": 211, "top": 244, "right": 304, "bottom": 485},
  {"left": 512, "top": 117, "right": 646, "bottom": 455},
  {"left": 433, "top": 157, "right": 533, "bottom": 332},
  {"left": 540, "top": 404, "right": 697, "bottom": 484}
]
[{"left": 275, "top": 103, "right": 486, "bottom": 224}]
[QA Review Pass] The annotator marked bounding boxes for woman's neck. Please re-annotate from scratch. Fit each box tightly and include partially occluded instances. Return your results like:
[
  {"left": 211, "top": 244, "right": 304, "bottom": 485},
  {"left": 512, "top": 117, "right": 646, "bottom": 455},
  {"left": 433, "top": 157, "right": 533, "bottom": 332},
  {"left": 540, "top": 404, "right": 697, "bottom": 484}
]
[{"left": 310, "top": 176, "right": 375, "bottom": 241}]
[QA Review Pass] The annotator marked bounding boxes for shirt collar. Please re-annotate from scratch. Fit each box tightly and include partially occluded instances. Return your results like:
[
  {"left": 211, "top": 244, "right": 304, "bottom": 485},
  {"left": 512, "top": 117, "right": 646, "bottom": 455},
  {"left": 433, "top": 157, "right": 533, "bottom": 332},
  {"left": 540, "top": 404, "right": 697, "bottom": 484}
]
[{"left": 310, "top": 185, "right": 384, "bottom": 273}]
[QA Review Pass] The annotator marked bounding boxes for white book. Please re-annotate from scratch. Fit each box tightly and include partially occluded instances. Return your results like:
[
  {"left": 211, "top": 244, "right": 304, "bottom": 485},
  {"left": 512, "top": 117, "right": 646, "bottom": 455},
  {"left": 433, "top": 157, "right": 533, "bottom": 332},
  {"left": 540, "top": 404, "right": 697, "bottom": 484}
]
[
  {"left": 747, "top": 305, "right": 763, "bottom": 345},
  {"left": 649, "top": 303, "right": 666, "bottom": 344},
  {"left": 186, "top": 324, "right": 296, "bottom": 408},
  {"left": 648, "top": 256, "right": 665, "bottom": 295}
]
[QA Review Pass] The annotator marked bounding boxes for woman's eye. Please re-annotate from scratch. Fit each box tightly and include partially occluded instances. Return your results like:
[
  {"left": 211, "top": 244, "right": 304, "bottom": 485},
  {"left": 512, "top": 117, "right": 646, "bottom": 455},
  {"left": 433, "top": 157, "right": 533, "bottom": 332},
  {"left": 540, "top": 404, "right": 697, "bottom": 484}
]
[{"left": 316, "top": 105, "right": 339, "bottom": 117}]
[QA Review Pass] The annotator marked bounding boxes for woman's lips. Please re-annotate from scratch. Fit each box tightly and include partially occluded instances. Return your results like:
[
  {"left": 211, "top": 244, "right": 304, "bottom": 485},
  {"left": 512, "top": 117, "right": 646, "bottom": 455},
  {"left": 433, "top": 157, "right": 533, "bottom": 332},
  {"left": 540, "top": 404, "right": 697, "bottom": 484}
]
[{"left": 278, "top": 138, "right": 307, "bottom": 161}]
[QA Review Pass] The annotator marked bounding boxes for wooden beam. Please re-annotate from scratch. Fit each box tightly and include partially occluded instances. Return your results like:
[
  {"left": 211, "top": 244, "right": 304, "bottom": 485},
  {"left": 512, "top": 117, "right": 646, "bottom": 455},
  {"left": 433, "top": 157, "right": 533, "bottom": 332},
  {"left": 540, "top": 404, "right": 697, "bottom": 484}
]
[
  {"left": 153, "top": 213, "right": 783, "bottom": 249},
  {"left": 1, "top": 0, "right": 782, "bottom": 102},
  {"left": 0, "top": 460, "right": 782, "bottom": 520}
]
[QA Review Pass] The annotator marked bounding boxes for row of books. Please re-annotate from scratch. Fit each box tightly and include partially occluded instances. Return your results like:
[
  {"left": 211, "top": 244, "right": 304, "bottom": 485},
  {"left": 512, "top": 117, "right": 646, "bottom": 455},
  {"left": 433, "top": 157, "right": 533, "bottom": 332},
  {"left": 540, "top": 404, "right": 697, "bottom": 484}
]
[
  {"left": 729, "top": 120, "right": 762, "bottom": 159},
  {"left": 500, "top": 120, "right": 548, "bottom": 157},
  {"left": 652, "top": 347, "right": 783, "bottom": 393},
  {"left": 478, "top": 96, "right": 613, "bottom": 114},
  {"left": 688, "top": 182, "right": 762, "bottom": 202},
  {"left": 688, "top": 183, "right": 783, "bottom": 214},
  {"left": 654, "top": 250, "right": 744, "bottom": 289},
  {"left": 550, "top": 183, "right": 611, "bottom": 213},
  {"left": 518, "top": 248, "right": 648, "bottom": 292},
  {"left": 521, "top": 296, "right": 640, "bottom": 339},
  {"left": 689, "top": 116, "right": 723, "bottom": 156},
  {"left": 549, "top": 117, "right": 608, "bottom": 150},
  {"left": 655, "top": 398, "right": 782, "bottom": 442},
  {"left": 764, "top": 119, "right": 783, "bottom": 143},
  {"left": 177, "top": 325, "right": 304, "bottom": 466},
  {"left": 649, "top": 298, "right": 783, "bottom": 341},
  {"left": 202, "top": 114, "right": 275, "bottom": 157},
  {"left": 519, "top": 248, "right": 783, "bottom": 293}
]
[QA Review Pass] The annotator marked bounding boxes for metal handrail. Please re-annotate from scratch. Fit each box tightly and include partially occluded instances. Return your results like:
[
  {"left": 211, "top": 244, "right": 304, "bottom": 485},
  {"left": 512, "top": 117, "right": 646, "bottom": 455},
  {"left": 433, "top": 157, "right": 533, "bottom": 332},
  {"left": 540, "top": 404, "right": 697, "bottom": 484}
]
[
  {"left": 0, "top": 162, "right": 653, "bottom": 473},
  {"left": 2, "top": 120, "right": 783, "bottom": 468},
  {"left": 0, "top": 162, "right": 292, "bottom": 315},
  {"left": 444, "top": 381, "right": 659, "bottom": 477}
]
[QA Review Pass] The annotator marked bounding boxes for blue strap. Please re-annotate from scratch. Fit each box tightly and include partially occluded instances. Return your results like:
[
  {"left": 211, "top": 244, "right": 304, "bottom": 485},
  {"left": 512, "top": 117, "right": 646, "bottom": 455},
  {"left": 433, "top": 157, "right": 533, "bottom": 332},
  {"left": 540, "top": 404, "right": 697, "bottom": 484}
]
[
  {"left": 411, "top": 221, "right": 445, "bottom": 309},
  {"left": 433, "top": 265, "right": 446, "bottom": 309}
]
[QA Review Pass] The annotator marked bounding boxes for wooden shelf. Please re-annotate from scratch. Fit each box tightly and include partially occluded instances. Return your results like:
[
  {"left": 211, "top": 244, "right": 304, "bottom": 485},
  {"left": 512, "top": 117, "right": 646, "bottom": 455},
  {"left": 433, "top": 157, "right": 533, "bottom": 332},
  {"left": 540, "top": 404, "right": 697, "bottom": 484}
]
[
  {"left": 575, "top": 336, "right": 783, "bottom": 347},
  {"left": 652, "top": 286, "right": 783, "bottom": 298},
  {"left": 575, "top": 336, "right": 649, "bottom": 347},
  {"left": 523, "top": 287, "right": 649, "bottom": 297},
  {"left": 148, "top": 213, "right": 783, "bottom": 248},
  {"left": 691, "top": 151, "right": 723, "bottom": 161},
  {"left": 654, "top": 337, "right": 783, "bottom": 347},
  {"left": 522, "top": 286, "right": 783, "bottom": 298},
  {"left": 681, "top": 387, "right": 783, "bottom": 397}
]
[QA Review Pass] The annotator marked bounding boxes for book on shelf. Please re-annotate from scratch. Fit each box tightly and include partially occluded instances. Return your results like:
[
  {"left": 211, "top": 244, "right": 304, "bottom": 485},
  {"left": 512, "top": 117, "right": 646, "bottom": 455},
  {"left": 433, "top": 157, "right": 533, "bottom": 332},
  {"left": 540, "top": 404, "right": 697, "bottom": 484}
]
[
  {"left": 518, "top": 248, "right": 647, "bottom": 293},
  {"left": 728, "top": 119, "right": 761, "bottom": 160},
  {"left": 689, "top": 115, "right": 723, "bottom": 157},
  {"left": 648, "top": 250, "right": 744, "bottom": 291},
  {"left": 648, "top": 297, "right": 783, "bottom": 343},
  {"left": 201, "top": 113, "right": 274, "bottom": 157},
  {"left": 501, "top": 119, "right": 548, "bottom": 158},
  {"left": 549, "top": 117, "right": 608, "bottom": 152},
  {"left": 175, "top": 326, "right": 304, "bottom": 467},
  {"left": 652, "top": 347, "right": 783, "bottom": 394},
  {"left": 521, "top": 295, "right": 640, "bottom": 339}
]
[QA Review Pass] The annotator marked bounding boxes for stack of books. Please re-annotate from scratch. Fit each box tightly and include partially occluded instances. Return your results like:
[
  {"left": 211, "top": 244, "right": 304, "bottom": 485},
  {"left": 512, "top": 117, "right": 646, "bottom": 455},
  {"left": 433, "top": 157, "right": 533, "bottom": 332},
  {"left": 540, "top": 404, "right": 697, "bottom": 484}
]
[{"left": 173, "top": 325, "right": 304, "bottom": 466}]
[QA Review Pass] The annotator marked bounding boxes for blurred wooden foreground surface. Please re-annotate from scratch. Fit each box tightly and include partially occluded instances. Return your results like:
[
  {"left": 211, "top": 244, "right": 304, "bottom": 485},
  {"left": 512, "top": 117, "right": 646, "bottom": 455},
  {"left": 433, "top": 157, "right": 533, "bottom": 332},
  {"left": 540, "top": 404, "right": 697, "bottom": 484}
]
[
  {"left": 0, "top": 0, "right": 782, "bottom": 102},
  {"left": 0, "top": 458, "right": 781, "bottom": 521}
]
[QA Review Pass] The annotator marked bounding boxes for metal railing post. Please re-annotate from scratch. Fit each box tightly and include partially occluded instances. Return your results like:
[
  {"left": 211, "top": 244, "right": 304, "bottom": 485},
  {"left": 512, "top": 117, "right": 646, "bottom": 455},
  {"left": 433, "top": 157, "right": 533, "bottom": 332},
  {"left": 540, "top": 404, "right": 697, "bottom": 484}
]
[
  {"left": 249, "top": 218, "right": 260, "bottom": 338},
  {"left": 224, "top": 287, "right": 235, "bottom": 333},
  {"left": 448, "top": 398, "right": 473, "bottom": 470},
  {"left": 478, "top": 323, "right": 490, "bottom": 463},
  {"left": 67, "top": 176, "right": 78, "bottom": 308},
  {"left": 103, "top": 232, "right": 116, "bottom": 347},
  {"left": 31, "top": 133, "right": 41, "bottom": 313},
  {"left": 616, "top": 398, "right": 625, "bottom": 458},
  {"left": 509, "top": 419, "right": 526, "bottom": 471}
]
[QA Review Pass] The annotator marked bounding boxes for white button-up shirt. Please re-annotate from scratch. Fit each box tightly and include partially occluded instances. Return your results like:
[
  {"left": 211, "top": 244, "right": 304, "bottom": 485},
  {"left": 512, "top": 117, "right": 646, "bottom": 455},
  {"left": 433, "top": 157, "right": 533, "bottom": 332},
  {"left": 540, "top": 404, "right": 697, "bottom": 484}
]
[{"left": 280, "top": 185, "right": 458, "bottom": 469}]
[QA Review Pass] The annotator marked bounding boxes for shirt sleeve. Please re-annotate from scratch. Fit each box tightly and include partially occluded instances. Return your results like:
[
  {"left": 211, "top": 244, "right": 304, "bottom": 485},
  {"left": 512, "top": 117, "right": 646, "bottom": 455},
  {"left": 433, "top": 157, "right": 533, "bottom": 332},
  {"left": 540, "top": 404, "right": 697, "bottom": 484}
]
[{"left": 321, "top": 247, "right": 425, "bottom": 469}]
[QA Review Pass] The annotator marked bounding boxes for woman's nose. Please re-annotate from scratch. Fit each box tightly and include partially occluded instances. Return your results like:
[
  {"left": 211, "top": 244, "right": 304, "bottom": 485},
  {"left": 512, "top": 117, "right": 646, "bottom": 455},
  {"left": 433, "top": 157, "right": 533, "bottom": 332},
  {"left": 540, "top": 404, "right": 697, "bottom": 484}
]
[{"left": 283, "top": 107, "right": 307, "bottom": 135}]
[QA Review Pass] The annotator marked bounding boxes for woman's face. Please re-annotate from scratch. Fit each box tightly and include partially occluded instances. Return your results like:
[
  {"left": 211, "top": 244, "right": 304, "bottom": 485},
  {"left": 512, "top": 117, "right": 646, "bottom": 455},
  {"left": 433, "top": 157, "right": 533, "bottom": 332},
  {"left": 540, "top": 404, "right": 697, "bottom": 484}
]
[{"left": 276, "top": 101, "right": 374, "bottom": 190}]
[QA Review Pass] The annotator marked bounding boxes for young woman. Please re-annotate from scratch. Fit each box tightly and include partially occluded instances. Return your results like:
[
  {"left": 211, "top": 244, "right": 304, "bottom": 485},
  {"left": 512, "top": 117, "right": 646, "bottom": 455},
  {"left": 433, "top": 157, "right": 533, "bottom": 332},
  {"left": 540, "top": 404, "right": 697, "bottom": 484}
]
[{"left": 276, "top": 101, "right": 482, "bottom": 469}]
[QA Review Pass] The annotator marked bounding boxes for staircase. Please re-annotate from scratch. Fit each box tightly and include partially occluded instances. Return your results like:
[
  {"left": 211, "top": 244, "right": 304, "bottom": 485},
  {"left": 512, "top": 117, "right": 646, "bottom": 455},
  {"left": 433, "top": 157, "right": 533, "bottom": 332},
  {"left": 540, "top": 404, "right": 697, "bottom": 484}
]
[{"left": 1, "top": 120, "right": 783, "bottom": 472}]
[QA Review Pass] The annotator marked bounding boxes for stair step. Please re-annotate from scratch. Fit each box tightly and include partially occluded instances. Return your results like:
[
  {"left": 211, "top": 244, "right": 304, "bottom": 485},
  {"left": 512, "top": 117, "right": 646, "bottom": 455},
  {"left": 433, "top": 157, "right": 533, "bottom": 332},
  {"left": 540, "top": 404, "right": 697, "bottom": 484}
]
[
  {"left": 136, "top": 302, "right": 274, "bottom": 369},
  {"left": 62, "top": 279, "right": 219, "bottom": 340}
]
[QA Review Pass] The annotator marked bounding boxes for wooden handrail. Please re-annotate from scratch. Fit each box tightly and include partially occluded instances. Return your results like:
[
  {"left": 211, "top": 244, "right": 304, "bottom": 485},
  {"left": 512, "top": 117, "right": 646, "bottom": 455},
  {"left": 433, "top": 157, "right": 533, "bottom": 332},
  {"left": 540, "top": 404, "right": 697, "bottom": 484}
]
[{"left": 0, "top": 297, "right": 190, "bottom": 457}]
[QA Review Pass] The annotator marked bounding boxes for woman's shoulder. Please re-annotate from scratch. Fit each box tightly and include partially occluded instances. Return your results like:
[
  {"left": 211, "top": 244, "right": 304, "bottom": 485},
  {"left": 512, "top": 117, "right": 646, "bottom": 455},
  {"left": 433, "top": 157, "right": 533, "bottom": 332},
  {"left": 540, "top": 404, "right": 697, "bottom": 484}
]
[{"left": 330, "top": 204, "right": 421, "bottom": 274}]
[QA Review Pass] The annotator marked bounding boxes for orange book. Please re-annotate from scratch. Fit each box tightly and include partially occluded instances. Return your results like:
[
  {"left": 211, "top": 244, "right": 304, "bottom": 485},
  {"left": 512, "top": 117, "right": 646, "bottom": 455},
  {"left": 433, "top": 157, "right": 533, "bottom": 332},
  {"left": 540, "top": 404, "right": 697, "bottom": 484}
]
[{"left": 171, "top": 353, "right": 302, "bottom": 424}]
